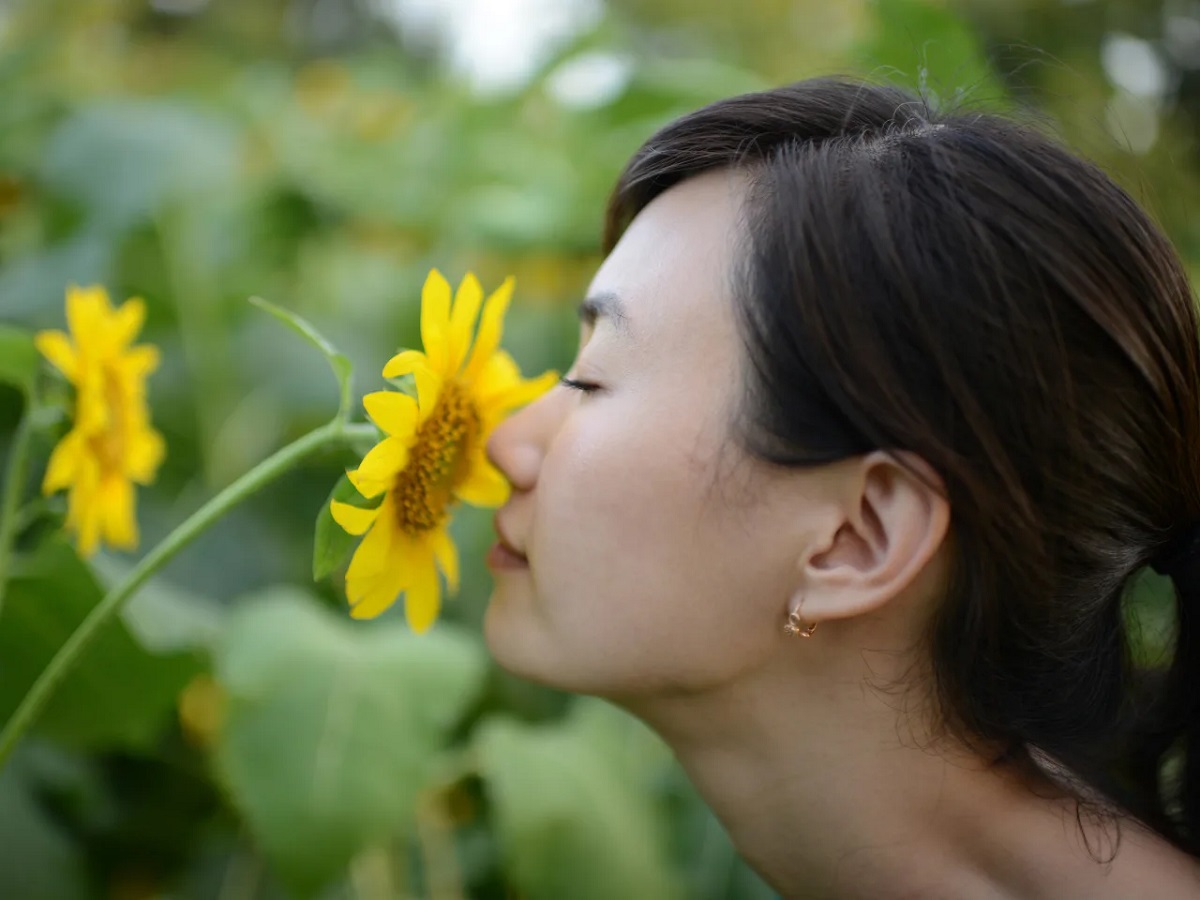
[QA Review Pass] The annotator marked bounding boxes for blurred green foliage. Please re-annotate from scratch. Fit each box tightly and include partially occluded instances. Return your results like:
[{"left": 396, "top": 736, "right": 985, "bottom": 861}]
[{"left": 0, "top": 0, "right": 1193, "bottom": 896}]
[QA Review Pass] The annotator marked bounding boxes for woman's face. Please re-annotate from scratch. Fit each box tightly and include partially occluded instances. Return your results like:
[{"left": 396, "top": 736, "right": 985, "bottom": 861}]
[{"left": 483, "top": 170, "right": 829, "bottom": 698}]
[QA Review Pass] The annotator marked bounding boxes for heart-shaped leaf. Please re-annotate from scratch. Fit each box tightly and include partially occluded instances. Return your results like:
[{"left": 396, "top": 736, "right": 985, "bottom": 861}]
[
  {"left": 213, "top": 587, "right": 486, "bottom": 895},
  {"left": 312, "top": 473, "right": 378, "bottom": 582},
  {"left": 474, "top": 700, "right": 684, "bottom": 900},
  {"left": 0, "top": 539, "right": 202, "bottom": 750}
]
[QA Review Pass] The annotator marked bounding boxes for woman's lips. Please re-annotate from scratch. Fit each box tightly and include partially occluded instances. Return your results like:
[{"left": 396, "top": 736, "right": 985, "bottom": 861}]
[
  {"left": 486, "top": 540, "right": 529, "bottom": 570},
  {"left": 489, "top": 514, "right": 528, "bottom": 570}
]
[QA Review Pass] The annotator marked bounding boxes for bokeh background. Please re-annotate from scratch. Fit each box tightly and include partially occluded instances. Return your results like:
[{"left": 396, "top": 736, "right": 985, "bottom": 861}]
[{"left": 0, "top": 0, "right": 1194, "bottom": 897}]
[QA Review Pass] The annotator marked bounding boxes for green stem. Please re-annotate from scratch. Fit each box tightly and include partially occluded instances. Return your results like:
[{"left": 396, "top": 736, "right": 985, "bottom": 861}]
[
  {"left": 0, "top": 401, "right": 38, "bottom": 617},
  {"left": 0, "top": 419, "right": 377, "bottom": 770}
]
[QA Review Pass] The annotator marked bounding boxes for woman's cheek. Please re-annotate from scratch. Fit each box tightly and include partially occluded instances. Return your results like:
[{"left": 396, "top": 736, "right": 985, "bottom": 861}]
[{"left": 535, "top": 415, "right": 638, "bottom": 544}]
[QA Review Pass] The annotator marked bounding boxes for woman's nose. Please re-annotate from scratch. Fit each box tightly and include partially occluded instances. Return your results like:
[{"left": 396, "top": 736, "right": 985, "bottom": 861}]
[{"left": 486, "top": 391, "right": 559, "bottom": 492}]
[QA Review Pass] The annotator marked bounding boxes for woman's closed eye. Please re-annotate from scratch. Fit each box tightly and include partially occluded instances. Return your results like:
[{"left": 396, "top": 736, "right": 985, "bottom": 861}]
[{"left": 559, "top": 376, "right": 601, "bottom": 394}]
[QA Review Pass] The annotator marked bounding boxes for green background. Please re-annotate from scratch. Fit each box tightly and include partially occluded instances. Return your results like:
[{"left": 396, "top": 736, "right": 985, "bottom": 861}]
[{"left": 0, "top": 0, "right": 1192, "bottom": 896}]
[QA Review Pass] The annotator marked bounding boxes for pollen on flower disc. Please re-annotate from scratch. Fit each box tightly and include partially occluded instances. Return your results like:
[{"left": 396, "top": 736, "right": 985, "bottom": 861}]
[{"left": 391, "top": 382, "right": 480, "bottom": 534}]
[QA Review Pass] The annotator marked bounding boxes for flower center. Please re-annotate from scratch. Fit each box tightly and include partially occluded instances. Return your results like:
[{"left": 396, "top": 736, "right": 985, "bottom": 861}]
[
  {"left": 87, "top": 367, "right": 128, "bottom": 475},
  {"left": 391, "top": 382, "right": 480, "bottom": 535}
]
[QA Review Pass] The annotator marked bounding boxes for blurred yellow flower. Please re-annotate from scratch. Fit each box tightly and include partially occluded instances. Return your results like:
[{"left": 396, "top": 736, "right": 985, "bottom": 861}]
[
  {"left": 331, "top": 270, "right": 557, "bottom": 631},
  {"left": 178, "top": 673, "right": 226, "bottom": 749},
  {"left": 35, "top": 286, "right": 165, "bottom": 556}
]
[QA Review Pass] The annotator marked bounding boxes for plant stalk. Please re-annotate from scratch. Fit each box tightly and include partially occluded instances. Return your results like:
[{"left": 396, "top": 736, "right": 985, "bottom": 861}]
[
  {"left": 0, "top": 404, "right": 37, "bottom": 617},
  {"left": 0, "top": 420, "right": 376, "bottom": 770}
]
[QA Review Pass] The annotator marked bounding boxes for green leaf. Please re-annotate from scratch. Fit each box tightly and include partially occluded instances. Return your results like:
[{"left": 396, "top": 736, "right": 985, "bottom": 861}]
[
  {"left": 213, "top": 588, "right": 487, "bottom": 896},
  {"left": 41, "top": 100, "right": 239, "bottom": 232},
  {"left": 312, "top": 473, "right": 377, "bottom": 582},
  {"left": 0, "top": 230, "right": 115, "bottom": 320},
  {"left": 249, "top": 296, "right": 353, "bottom": 419},
  {"left": 1124, "top": 568, "right": 1176, "bottom": 669},
  {"left": 0, "top": 324, "right": 38, "bottom": 395},
  {"left": 0, "top": 748, "right": 89, "bottom": 900},
  {"left": 0, "top": 539, "right": 203, "bottom": 750},
  {"left": 475, "top": 700, "right": 684, "bottom": 900}
]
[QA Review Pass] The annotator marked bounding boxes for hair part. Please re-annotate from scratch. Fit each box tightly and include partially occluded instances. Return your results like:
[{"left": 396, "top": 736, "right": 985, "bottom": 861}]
[{"left": 605, "top": 76, "right": 1200, "bottom": 861}]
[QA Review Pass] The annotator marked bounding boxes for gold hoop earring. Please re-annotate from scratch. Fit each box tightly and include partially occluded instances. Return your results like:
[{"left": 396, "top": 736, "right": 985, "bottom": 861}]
[{"left": 784, "top": 609, "right": 817, "bottom": 638}]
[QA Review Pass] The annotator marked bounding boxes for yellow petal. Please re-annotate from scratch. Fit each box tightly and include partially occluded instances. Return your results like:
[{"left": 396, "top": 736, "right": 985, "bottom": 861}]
[
  {"left": 347, "top": 522, "right": 410, "bottom": 618},
  {"left": 421, "top": 269, "right": 451, "bottom": 373},
  {"left": 403, "top": 552, "right": 442, "bottom": 633},
  {"left": 354, "top": 435, "right": 410, "bottom": 483},
  {"left": 347, "top": 467, "right": 389, "bottom": 500},
  {"left": 66, "top": 285, "right": 108, "bottom": 342},
  {"left": 75, "top": 497, "right": 103, "bottom": 558},
  {"left": 34, "top": 330, "right": 78, "bottom": 381},
  {"left": 120, "top": 344, "right": 160, "bottom": 379},
  {"left": 363, "top": 391, "right": 418, "bottom": 437},
  {"left": 348, "top": 563, "right": 407, "bottom": 620},
  {"left": 481, "top": 370, "right": 559, "bottom": 417},
  {"left": 430, "top": 527, "right": 460, "bottom": 595},
  {"left": 346, "top": 500, "right": 400, "bottom": 582},
  {"left": 100, "top": 477, "right": 138, "bottom": 550},
  {"left": 462, "top": 276, "right": 513, "bottom": 384},
  {"left": 454, "top": 454, "right": 510, "bottom": 508},
  {"left": 475, "top": 349, "right": 521, "bottom": 395},
  {"left": 447, "top": 273, "right": 483, "bottom": 374},
  {"left": 66, "top": 455, "right": 100, "bottom": 522},
  {"left": 414, "top": 366, "right": 442, "bottom": 423},
  {"left": 42, "top": 431, "right": 83, "bottom": 495},
  {"left": 74, "top": 386, "right": 109, "bottom": 435},
  {"left": 126, "top": 428, "right": 166, "bottom": 483},
  {"left": 330, "top": 499, "right": 380, "bottom": 536},
  {"left": 111, "top": 297, "right": 146, "bottom": 347},
  {"left": 382, "top": 349, "right": 428, "bottom": 379}
]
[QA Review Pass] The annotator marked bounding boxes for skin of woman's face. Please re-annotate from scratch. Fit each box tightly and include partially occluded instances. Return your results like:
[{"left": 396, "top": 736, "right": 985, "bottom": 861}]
[{"left": 482, "top": 169, "right": 845, "bottom": 699}]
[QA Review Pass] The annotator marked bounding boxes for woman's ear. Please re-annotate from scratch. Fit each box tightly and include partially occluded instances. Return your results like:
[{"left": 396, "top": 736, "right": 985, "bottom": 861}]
[{"left": 794, "top": 451, "right": 949, "bottom": 625}]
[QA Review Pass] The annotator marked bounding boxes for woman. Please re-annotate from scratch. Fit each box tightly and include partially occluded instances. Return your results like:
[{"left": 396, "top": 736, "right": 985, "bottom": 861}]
[{"left": 483, "top": 77, "right": 1200, "bottom": 898}]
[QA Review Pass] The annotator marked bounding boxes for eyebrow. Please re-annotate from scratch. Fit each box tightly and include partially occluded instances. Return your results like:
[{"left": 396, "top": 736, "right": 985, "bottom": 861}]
[{"left": 577, "top": 291, "right": 631, "bottom": 337}]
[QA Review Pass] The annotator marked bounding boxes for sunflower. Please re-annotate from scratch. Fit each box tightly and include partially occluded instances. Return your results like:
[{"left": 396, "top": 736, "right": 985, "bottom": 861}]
[
  {"left": 35, "top": 285, "right": 166, "bottom": 556},
  {"left": 330, "top": 270, "right": 557, "bottom": 631}
]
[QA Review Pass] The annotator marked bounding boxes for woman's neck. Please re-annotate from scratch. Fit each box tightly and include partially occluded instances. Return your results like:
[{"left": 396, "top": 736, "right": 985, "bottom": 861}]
[{"left": 620, "top": 660, "right": 1187, "bottom": 899}]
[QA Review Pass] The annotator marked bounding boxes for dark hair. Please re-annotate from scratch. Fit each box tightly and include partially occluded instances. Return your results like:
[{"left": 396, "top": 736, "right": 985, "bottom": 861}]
[{"left": 604, "top": 77, "right": 1200, "bottom": 861}]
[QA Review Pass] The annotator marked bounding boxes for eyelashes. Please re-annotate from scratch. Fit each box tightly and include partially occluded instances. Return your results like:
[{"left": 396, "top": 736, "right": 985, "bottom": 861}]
[{"left": 559, "top": 376, "right": 600, "bottom": 394}]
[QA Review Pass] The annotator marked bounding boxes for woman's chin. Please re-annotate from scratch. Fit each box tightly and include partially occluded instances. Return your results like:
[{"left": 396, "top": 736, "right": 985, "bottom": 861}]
[
  {"left": 482, "top": 594, "right": 592, "bottom": 692},
  {"left": 482, "top": 590, "right": 549, "bottom": 679}
]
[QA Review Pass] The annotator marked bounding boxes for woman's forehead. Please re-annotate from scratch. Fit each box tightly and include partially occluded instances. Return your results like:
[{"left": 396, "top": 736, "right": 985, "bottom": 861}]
[{"left": 584, "top": 170, "right": 747, "bottom": 356}]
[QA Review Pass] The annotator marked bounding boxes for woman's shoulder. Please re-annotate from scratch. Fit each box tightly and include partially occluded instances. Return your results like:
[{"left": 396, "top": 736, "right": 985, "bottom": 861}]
[
  {"left": 985, "top": 801, "right": 1200, "bottom": 900},
  {"left": 1080, "top": 824, "right": 1200, "bottom": 900}
]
